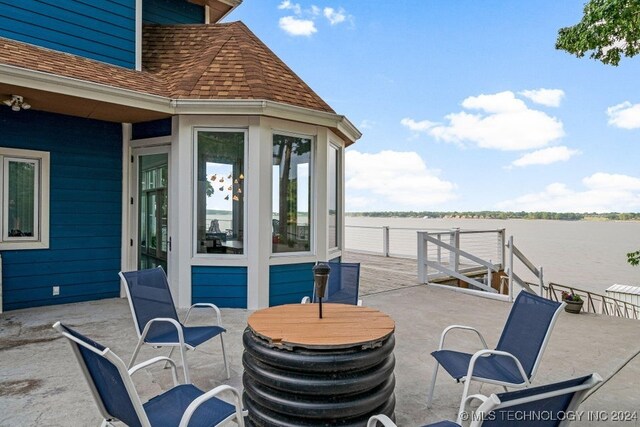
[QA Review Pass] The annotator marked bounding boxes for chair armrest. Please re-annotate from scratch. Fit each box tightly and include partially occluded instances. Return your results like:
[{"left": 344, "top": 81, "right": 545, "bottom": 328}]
[
  {"left": 438, "top": 325, "right": 489, "bottom": 350},
  {"left": 128, "top": 356, "right": 179, "bottom": 386},
  {"left": 367, "top": 414, "right": 397, "bottom": 427},
  {"left": 301, "top": 296, "right": 311, "bottom": 304},
  {"left": 140, "top": 318, "right": 185, "bottom": 345},
  {"left": 466, "top": 349, "right": 530, "bottom": 386},
  {"left": 178, "top": 385, "right": 245, "bottom": 427},
  {"left": 184, "top": 303, "right": 222, "bottom": 326}
]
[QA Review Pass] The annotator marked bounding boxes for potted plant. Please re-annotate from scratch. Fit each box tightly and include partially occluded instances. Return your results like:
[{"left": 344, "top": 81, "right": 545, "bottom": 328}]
[{"left": 561, "top": 291, "right": 584, "bottom": 314}]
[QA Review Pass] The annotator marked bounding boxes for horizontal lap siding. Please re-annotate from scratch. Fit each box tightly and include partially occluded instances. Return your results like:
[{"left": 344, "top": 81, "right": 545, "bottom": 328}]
[
  {"left": 1, "top": 108, "right": 122, "bottom": 311},
  {"left": 143, "top": 0, "right": 204, "bottom": 24},
  {"left": 0, "top": 0, "right": 135, "bottom": 68},
  {"left": 192, "top": 266, "right": 247, "bottom": 308},
  {"left": 269, "top": 263, "right": 315, "bottom": 306}
]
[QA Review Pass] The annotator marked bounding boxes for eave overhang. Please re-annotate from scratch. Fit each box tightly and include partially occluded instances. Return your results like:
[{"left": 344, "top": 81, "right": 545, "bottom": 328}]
[{"left": 0, "top": 64, "right": 361, "bottom": 144}]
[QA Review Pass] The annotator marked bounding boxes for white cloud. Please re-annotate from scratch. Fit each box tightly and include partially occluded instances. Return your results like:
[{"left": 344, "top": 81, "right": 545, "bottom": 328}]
[
  {"left": 519, "top": 89, "right": 565, "bottom": 107},
  {"left": 310, "top": 5, "right": 321, "bottom": 15},
  {"left": 278, "top": 0, "right": 302, "bottom": 15},
  {"left": 511, "top": 146, "right": 580, "bottom": 168},
  {"left": 323, "top": 7, "right": 346, "bottom": 25},
  {"left": 424, "top": 91, "right": 564, "bottom": 151},
  {"left": 607, "top": 101, "right": 640, "bottom": 129},
  {"left": 400, "top": 117, "right": 436, "bottom": 132},
  {"left": 496, "top": 172, "right": 640, "bottom": 212},
  {"left": 359, "top": 119, "right": 375, "bottom": 129},
  {"left": 279, "top": 16, "right": 317, "bottom": 36},
  {"left": 345, "top": 150, "right": 457, "bottom": 211}
]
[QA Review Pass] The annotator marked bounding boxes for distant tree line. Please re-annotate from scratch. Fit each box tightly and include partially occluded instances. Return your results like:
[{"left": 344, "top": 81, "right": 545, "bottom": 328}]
[{"left": 346, "top": 211, "right": 640, "bottom": 221}]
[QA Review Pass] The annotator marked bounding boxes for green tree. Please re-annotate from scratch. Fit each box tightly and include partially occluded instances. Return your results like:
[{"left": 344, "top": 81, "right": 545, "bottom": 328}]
[
  {"left": 556, "top": 0, "right": 640, "bottom": 65},
  {"left": 628, "top": 250, "right": 640, "bottom": 266}
]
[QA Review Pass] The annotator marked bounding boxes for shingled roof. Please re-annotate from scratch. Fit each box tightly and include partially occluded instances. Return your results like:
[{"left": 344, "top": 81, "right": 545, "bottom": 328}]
[
  {"left": 142, "top": 22, "right": 334, "bottom": 113},
  {"left": 0, "top": 21, "right": 334, "bottom": 114}
]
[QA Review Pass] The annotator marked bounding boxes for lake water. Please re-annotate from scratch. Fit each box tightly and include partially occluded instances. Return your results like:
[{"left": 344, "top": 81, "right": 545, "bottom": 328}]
[{"left": 345, "top": 216, "right": 640, "bottom": 294}]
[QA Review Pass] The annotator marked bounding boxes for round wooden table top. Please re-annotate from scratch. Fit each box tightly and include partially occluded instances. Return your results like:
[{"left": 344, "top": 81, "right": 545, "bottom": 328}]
[{"left": 247, "top": 303, "right": 395, "bottom": 349}]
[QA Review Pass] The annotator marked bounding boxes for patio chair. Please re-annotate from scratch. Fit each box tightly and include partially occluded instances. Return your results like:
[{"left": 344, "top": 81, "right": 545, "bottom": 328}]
[
  {"left": 369, "top": 373, "right": 602, "bottom": 426},
  {"left": 301, "top": 262, "right": 362, "bottom": 306},
  {"left": 53, "top": 322, "right": 245, "bottom": 427},
  {"left": 119, "top": 267, "right": 229, "bottom": 383},
  {"left": 427, "top": 290, "right": 565, "bottom": 424}
]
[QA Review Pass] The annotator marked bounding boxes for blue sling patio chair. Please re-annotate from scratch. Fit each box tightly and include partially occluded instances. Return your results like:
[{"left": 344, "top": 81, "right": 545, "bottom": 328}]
[
  {"left": 119, "top": 267, "right": 229, "bottom": 383},
  {"left": 53, "top": 322, "right": 246, "bottom": 427},
  {"left": 301, "top": 262, "right": 362, "bottom": 306},
  {"left": 369, "top": 373, "right": 602, "bottom": 427},
  {"left": 427, "top": 290, "right": 565, "bottom": 424}
]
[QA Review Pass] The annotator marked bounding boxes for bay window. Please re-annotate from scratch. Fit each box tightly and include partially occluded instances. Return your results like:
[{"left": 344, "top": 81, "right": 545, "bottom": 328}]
[
  {"left": 272, "top": 133, "right": 312, "bottom": 253},
  {"left": 194, "top": 130, "right": 245, "bottom": 255}
]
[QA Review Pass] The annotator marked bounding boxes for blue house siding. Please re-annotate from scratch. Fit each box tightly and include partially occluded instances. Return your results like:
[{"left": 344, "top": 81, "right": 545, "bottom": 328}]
[
  {"left": 131, "top": 118, "right": 172, "bottom": 140},
  {"left": 1, "top": 107, "right": 122, "bottom": 311},
  {"left": 0, "top": 0, "right": 136, "bottom": 68},
  {"left": 269, "top": 263, "right": 315, "bottom": 306},
  {"left": 192, "top": 266, "right": 247, "bottom": 308},
  {"left": 143, "top": 0, "right": 204, "bottom": 24}
]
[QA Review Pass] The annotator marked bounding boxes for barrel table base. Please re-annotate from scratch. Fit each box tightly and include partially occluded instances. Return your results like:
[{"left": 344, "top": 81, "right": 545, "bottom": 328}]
[{"left": 242, "top": 327, "right": 396, "bottom": 426}]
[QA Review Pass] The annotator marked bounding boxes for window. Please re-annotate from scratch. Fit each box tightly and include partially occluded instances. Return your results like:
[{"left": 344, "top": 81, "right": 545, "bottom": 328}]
[
  {"left": 194, "top": 130, "right": 245, "bottom": 255},
  {"left": 0, "top": 147, "right": 49, "bottom": 250},
  {"left": 272, "top": 133, "right": 312, "bottom": 253},
  {"left": 328, "top": 144, "right": 340, "bottom": 249}
]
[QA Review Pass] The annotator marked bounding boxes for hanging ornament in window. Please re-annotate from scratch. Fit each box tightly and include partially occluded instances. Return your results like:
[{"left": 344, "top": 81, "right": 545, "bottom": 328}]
[
  {"left": 237, "top": 188, "right": 242, "bottom": 194},
  {"left": 227, "top": 185, "right": 232, "bottom": 191},
  {"left": 234, "top": 179, "right": 239, "bottom": 184},
  {"left": 232, "top": 195, "right": 239, "bottom": 201},
  {"left": 239, "top": 173, "right": 244, "bottom": 180},
  {"left": 219, "top": 177, "right": 224, "bottom": 183},
  {"left": 219, "top": 186, "right": 224, "bottom": 191},
  {"left": 210, "top": 174, "right": 217, "bottom": 181},
  {"left": 227, "top": 174, "right": 232, "bottom": 179},
  {"left": 224, "top": 195, "right": 229, "bottom": 200}
]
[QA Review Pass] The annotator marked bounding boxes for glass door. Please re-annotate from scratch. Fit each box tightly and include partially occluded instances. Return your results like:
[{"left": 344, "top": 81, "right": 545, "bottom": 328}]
[{"left": 137, "top": 153, "right": 169, "bottom": 271}]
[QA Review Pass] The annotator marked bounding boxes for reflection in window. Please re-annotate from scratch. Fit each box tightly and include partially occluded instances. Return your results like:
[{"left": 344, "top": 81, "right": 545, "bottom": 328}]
[
  {"left": 4, "top": 158, "right": 38, "bottom": 240},
  {"left": 328, "top": 145, "right": 339, "bottom": 249},
  {"left": 272, "top": 134, "right": 312, "bottom": 253},
  {"left": 195, "top": 131, "right": 245, "bottom": 255}
]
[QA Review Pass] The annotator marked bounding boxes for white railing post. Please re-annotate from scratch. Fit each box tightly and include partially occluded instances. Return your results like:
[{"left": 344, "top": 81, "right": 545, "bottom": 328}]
[
  {"left": 382, "top": 226, "right": 390, "bottom": 257},
  {"left": 417, "top": 231, "right": 426, "bottom": 283},
  {"left": 437, "top": 234, "right": 442, "bottom": 264},
  {"left": 487, "top": 259, "right": 493, "bottom": 291},
  {"left": 449, "top": 228, "right": 460, "bottom": 273},
  {"left": 499, "top": 229, "right": 506, "bottom": 270},
  {"left": 508, "top": 235, "right": 514, "bottom": 302},
  {"left": 538, "top": 266, "right": 544, "bottom": 297}
]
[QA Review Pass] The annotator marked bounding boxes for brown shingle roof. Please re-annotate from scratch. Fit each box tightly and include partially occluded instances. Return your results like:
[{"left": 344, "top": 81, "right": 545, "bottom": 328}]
[
  {"left": 0, "top": 21, "right": 334, "bottom": 114},
  {"left": 142, "top": 22, "right": 334, "bottom": 113},
  {"left": 0, "top": 38, "right": 167, "bottom": 97}
]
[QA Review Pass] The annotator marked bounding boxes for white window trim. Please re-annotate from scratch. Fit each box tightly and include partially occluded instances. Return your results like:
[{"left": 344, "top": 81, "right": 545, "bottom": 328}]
[
  {"left": 270, "top": 130, "right": 315, "bottom": 257},
  {"left": 0, "top": 147, "right": 50, "bottom": 250},
  {"left": 328, "top": 141, "right": 341, "bottom": 251},
  {"left": 192, "top": 127, "right": 248, "bottom": 259}
]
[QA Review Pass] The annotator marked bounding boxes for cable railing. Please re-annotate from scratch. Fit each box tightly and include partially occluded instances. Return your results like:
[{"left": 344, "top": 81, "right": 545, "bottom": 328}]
[{"left": 547, "top": 282, "right": 640, "bottom": 320}]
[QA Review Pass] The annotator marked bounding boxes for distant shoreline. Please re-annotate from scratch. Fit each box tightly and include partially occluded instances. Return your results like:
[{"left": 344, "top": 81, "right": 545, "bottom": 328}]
[{"left": 346, "top": 211, "right": 640, "bottom": 221}]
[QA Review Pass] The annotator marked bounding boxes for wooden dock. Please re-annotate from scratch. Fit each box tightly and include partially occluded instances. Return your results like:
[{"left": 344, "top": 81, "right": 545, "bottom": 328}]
[{"left": 343, "top": 251, "right": 422, "bottom": 295}]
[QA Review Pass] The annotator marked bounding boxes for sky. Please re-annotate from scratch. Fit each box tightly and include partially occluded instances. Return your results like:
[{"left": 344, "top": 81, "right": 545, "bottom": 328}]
[{"left": 230, "top": 1, "right": 640, "bottom": 213}]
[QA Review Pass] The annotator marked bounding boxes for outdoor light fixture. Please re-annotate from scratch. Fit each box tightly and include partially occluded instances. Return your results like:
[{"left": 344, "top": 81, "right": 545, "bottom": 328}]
[
  {"left": 312, "top": 263, "right": 331, "bottom": 319},
  {"left": 3, "top": 95, "right": 31, "bottom": 112}
]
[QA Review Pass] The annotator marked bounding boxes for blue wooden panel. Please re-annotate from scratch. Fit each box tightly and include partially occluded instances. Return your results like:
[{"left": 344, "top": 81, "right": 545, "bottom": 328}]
[
  {"left": 0, "top": 0, "right": 135, "bottom": 68},
  {"left": 143, "top": 0, "right": 204, "bottom": 24},
  {"left": 192, "top": 266, "right": 247, "bottom": 308},
  {"left": 132, "top": 118, "right": 172, "bottom": 140},
  {"left": 269, "top": 263, "right": 315, "bottom": 306},
  {"left": 1, "top": 107, "right": 122, "bottom": 311}
]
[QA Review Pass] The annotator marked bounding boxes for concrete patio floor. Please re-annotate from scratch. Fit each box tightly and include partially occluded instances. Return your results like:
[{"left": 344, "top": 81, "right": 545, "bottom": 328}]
[{"left": 1, "top": 256, "right": 640, "bottom": 426}]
